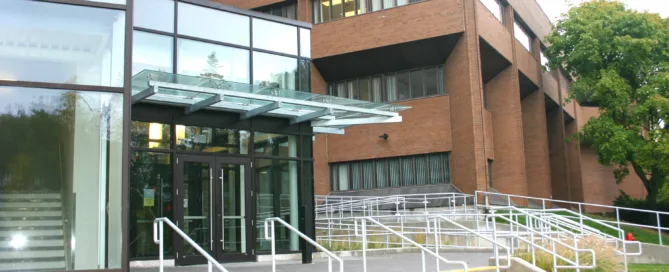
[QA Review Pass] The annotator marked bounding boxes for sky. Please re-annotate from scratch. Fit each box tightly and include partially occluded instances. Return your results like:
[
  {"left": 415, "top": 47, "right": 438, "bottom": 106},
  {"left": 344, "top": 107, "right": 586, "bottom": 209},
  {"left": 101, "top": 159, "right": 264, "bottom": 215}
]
[{"left": 536, "top": 0, "right": 669, "bottom": 23}]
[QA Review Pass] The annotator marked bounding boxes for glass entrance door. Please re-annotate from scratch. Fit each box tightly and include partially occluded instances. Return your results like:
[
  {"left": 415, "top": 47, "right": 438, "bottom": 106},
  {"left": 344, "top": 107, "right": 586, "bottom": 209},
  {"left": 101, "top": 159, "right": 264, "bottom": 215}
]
[{"left": 174, "top": 155, "right": 254, "bottom": 265}]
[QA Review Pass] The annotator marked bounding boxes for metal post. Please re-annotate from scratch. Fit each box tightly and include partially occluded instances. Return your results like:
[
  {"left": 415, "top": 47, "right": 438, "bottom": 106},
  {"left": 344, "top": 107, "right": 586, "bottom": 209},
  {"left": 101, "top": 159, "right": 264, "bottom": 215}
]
[
  {"left": 208, "top": 261, "right": 213, "bottom": 272},
  {"left": 362, "top": 219, "right": 368, "bottom": 272},
  {"left": 434, "top": 218, "right": 440, "bottom": 272},
  {"left": 271, "top": 221, "right": 276, "bottom": 272},
  {"left": 328, "top": 256, "right": 333, "bottom": 272},
  {"left": 421, "top": 250, "right": 426, "bottom": 272},
  {"left": 491, "top": 211, "right": 500, "bottom": 271},
  {"left": 529, "top": 217, "right": 536, "bottom": 266},
  {"left": 578, "top": 204, "right": 584, "bottom": 235},
  {"left": 657, "top": 213, "right": 663, "bottom": 246},
  {"left": 573, "top": 233, "right": 580, "bottom": 272},
  {"left": 159, "top": 222, "right": 164, "bottom": 272}
]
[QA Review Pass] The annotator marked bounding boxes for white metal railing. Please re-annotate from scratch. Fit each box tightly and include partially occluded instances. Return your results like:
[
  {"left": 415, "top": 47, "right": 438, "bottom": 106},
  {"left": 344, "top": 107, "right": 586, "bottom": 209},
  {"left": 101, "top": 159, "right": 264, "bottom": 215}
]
[
  {"left": 356, "top": 216, "right": 469, "bottom": 272},
  {"left": 153, "top": 218, "right": 228, "bottom": 272},
  {"left": 264, "top": 217, "right": 344, "bottom": 272},
  {"left": 476, "top": 190, "right": 669, "bottom": 246}
]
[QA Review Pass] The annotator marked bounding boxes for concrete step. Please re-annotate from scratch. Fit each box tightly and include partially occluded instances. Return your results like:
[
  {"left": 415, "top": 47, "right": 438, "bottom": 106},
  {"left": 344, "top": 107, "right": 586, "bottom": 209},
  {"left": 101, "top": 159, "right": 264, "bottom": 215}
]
[
  {"left": 0, "top": 210, "right": 62, "bottom": 217},
  {"left": 0, "top": 249, "right": 65, "bottom": 260},
  {"left": 0, "top": 202, "right": 61, "bottom": 208},
  {"left": 0, "top": 194, "right": 60, "bottom": 200},
  {"left": 0, "top": 237, "right": 64, "bottom": 248},
  {"left": 0, "top": 229, "right": 63, "bottom": 238},
  {"left": 0, "top": 220, "right": 62, "bottom": 228},
  {"left": 0, "top": 260, "right": 65, "bottom": 271}
]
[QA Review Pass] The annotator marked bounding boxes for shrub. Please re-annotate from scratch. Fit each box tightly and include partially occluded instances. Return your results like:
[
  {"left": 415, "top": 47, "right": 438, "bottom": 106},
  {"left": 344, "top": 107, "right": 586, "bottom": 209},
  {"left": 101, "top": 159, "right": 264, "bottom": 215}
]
[
  {"left": 514, "top": 236, "right": 624, "bottom": 272},
  {"left": 613, "top": 191, "right": 669, "bottom": 228}
]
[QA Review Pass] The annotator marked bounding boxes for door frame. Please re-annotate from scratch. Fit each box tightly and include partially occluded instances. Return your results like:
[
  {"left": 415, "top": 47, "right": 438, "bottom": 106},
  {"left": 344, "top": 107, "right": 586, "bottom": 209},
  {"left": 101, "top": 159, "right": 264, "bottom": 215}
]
[{"left": 173, "top": 154, "right": 256, "bottom": 266}]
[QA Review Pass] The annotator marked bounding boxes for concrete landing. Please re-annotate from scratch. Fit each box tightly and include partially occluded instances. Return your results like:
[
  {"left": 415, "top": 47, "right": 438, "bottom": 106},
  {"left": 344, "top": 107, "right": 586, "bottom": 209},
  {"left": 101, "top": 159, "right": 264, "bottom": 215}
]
[{"left": 130, "top": 252, "right": 494, "bottom": 272}]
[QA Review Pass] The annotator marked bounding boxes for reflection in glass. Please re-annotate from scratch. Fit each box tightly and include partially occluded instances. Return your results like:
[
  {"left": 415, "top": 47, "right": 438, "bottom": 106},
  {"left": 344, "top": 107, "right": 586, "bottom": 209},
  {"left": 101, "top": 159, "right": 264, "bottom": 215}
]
[
  {"left": 410, "top": 69, "right": 424, "bottom": 98},
  {"left": 178, "top": 39, "right": 250, "bottom": 83},
  {"left": 299, "top": 60, "right": 311, "bottom": 92},
  {"left": 252, "top": 19, "right": 298, "bottom": 56},
  {"left": 134, "top": 0, "right": 174, "bottom": 32},
  {"left": 300, "top": 29, "right": 311, "bottom": 58},
  {"left": 221, "top": 163, "right": 246, "bottom": 253},
  {"left": 397, "top": 72, "right": 411, "bottom": 100},
  {"left": 177, "top": 2, "right": 250, "bottom": 46},
  {"left": 130, "top": 152, "right": 173, "bottom": 258},
  {"left": 320, "top": 0, "right": 331, "bottom": 22},
  {"left": 0, "top": 87, "right": 123, "bottom": 269},
  {"left": 344, "top": 0, "right": 355, "bottom": 17},
  {"left": 254, "top": 133, "right": 298, "bottom": 157},
  {"left": 359, "top": 78, "right": 370, "bottom": 101},
  {"left": 182, "top": 161, "right": 211, "bottom": 256},
  {"left": 175, "top": 125, "right": 250, "bottom": 154},
  {"left": 0, "top": 1, "right": 126, "bottom": 87},
  {"left": 332, "top": 0, "right": 343, "bottom": 20},
  {"left": 255, "top": 159, "right": 299, "bottom": 251},
  {"left": 253, "top": 52, "right": 297, "bottom": 90},
  {"left": 133, "top": 31, "right": 174, "bottom": 76},
  {"left": 131, "top": 121, "right": 171, "bottom": 149}
]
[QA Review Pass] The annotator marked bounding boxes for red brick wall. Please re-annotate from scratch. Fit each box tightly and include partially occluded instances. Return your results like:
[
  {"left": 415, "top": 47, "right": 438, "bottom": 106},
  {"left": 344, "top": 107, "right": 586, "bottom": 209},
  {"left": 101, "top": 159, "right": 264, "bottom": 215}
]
[
  {"left": 476, "top": 1, "right": 513, "bottom": 61},
  {"left": 522, "top": 90, "right": 552, "bottom": 199},
  {"left": 311, "top": 0, "right": 464, "bottom": 59}
]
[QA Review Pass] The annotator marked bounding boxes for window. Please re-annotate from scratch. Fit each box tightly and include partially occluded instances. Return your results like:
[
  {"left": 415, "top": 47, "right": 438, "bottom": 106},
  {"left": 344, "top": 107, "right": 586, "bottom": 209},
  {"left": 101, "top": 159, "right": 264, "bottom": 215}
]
[
  {"left": 134, "top": 0, "right": 174, "bottom": 32},
  {"left": 174, "top": 125, "right": 251, "bottom": 154},
  {"left": 253, "top": 0, "right": 297, "bottom": 19},
  {"left": 132, "top": 122, "right": 171, "bottom": 149},
  {"left": 254, "top": 133, "right": 299, "bottom": 157},
  {"left": 488, "top": 160, "right": 494, "bottom": 188},
  {"left": 0, "top": 86, "right": 124, "bottom": 269},
  {"left": 132, "top": 31, "right": 174, "bottom": 76},
  {"left": 327, "top": 65, "right": 444, "bottom": 102},
  {"left": 480, "top": 0, "right": 503, "bottom": 22},
  {"left": 329, "top": 153, "right": 451, "bottom": 191},
  {"left": 177, "top": 39, "right": 250, "bottom": 83},
  {"left": 0, "top": 0, "right": 125, "bottom": 87},
  {"left": 314, "top": 0, "right": 426, "bottom": 23},
  {"left": 255, "top": 159, "right": 299, "bottom": 251},
  {"left": 300, "top": 28, "right": 312, "bottom": 58},
  {"left": 177, "top": 2, "right": 250, "bottom": 47},
  {"left": 253, "top": 18, "right": 298, "bottom": 56},
  {"left": 514, "top": 22, "right": 533, "bottom": 52},
  {"left": 541, "top": 50, "right": 550, "bottom": 71},
  {"left": 253, "top": 52, "right": 298, "bottom": 90}
]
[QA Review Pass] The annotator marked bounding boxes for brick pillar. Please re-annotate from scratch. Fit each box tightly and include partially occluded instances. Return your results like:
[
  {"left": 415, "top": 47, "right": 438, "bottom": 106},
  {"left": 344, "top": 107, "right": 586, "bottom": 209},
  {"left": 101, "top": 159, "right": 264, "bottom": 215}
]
[
  {"left": 566, "top": 120, "right": 585, "bottom": 202},
  {"left": 485, "top": 67, "right": 528, "bottom": 197},
  {"left": 546, "top": 106, "right": 570, "bottom": 201},
  {"left": 445, "top": 0, "right": 488, "bottom": 194},
  {"left": 522, "top": 90, "right": 552, "bottom": 199}
]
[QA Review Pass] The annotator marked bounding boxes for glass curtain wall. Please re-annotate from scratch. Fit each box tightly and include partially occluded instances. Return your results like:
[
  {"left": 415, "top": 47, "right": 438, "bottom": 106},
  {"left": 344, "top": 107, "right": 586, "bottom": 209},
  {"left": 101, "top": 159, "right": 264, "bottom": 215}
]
[{"left": 0, "top": 0, "right": 127, "bottom": 270}]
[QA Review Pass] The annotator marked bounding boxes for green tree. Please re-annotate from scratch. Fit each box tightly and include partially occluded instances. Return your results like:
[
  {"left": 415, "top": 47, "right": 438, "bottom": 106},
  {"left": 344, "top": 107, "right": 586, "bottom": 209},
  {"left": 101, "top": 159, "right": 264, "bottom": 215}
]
[
  {"left": 545, "top": 0, "right": 669, "bottom": 212},
  {"left": 200, "top": 51, "right": 225, "bottom": 80}
]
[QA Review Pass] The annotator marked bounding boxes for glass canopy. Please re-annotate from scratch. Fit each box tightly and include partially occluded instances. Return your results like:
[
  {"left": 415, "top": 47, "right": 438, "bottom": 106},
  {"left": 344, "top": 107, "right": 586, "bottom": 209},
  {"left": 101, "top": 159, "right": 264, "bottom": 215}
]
[{"left": 131, "top": 70, "right": 410, "bottom": 134}]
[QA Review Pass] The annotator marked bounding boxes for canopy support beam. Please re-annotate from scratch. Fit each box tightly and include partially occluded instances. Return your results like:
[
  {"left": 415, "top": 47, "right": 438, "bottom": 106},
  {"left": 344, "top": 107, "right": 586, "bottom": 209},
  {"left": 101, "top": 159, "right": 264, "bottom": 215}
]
[
  {"left": 185, "top": 94, "right": 223, "bottom": 114},
  {"left": 240, "top": 101, "right": 282, "bottom": 120}
]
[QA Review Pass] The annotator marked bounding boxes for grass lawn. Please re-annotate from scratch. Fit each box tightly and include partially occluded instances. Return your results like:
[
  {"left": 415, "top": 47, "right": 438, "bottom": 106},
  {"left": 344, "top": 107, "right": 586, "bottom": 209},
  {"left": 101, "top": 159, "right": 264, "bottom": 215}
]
[{"left": 629, "top": 264, "right": 669, "bottom": 272}]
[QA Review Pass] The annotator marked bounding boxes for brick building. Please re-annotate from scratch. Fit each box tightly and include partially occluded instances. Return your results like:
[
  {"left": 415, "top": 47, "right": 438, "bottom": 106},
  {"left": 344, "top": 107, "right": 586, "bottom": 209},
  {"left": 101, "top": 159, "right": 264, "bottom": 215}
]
[{"left": 214, "top": 0, "right": 648, "bottom": 207}]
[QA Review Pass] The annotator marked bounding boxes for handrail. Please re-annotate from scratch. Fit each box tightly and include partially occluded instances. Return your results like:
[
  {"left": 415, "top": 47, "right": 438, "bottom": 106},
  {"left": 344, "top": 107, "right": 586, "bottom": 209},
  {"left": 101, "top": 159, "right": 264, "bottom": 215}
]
[
  {"left": 488, "top": 207, "right": 598, "bottom": 270},
  {"left": 356, "top": 216, "right": 469, "bottom": 272},
  {"left": 264, "top": 217, "right": 344, "bottom": 272},
  {"left": 153, "top": 218, "right": 228, "bottom": 272},
  {"left": 431, "top": 215, "right": 511, "bottom": 272}
]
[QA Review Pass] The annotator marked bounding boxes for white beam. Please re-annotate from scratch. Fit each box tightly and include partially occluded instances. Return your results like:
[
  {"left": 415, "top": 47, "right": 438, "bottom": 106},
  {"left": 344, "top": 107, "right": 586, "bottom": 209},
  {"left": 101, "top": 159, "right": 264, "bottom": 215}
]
[
  {"left": 290, "top": 108, "right": 333, "bottom": 125},
  {"left": 131, "top": 86, "right": 157, "bottom": 104},
  {"left": 311, "top": 116, "right": 402, "bottom": 127},
  {"left": 149, "top": 81, "right": 400, "bottom": 117},
  {"left": 185, "top": 94, "right": 223, "bottom": 114},
  {"left": 240, "top": 101, "right": 282, "bottom": 119},
  {"left": 313, "top": 127, "right": 345, "bottom": 135}
]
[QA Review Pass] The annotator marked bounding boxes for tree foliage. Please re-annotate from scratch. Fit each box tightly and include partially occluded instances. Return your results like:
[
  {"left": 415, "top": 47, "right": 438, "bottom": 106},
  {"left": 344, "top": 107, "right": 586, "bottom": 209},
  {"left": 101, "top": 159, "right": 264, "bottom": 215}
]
[{"left": 545, "top": 0, "right": 669, "bottom": 209}]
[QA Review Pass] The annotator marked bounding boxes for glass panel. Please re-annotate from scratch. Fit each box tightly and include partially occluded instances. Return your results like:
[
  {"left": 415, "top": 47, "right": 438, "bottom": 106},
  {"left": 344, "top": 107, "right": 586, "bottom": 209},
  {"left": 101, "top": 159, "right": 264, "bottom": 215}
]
[
  {"left": 320, "top": 0, "right": 331, "bottom": 22},
  {"left": 514, "top": 22, "right": 532, "bottom": 52},
  {"left": 255, "top": 159, "right": 299, "bottom": 251},
  {"left": 375, "top": 160, "right": 387, "bottom": 188},
  {"left": 424, "top": 67, "right": 438, "bottom": 96},
  {"left": 383, "top": 0, "right": 395, "bottom": 9},
  {"left": 299, "top": 60, "right": 311, "bottom": 92},
  {"left": 177, "top": 39, "right": 250, "bottom": 83},
  {"left": 358, "top": 0, "right": 368, "bottom": 14},
  {"left": 286, "top": 2, "right": 297, "bottom": 19},
  {"left": 402, "top": 157, "right": 414, "bottom": 186},
  {"left": 134, "top": 0, "right": 174, "bottom": 32},
  {"left": 397, "top": 0, "right": 408, "bottom": 6},
  {"left": 177, "top": 2, "right": 250, "bottom": 46},
  {"left": 130, "top": 152, "right": 173, "bottom": 258},
  {"left": 397, "top": 71, "right": 411, "bottom": 100},
  {"left": 338, "top": 164, "right": 349, "bottom": 191},
  {"left": 351, "top": 163, "right": 361, "bottom": 190},
  {"left": 415, "top": 156, "right": 427, "bottom": 185},
  {"left": 254, "top": 133, "right": 299, "bottom": 157},
  {"left": 371, "top": 77, "right": 382, "bottom": 102},
  {"left": 253, "top": 52, "right": 297, "bottom": 90},
  {"left": 359, "top": 78, "right": 371, "bottom": 101},
  {"left": 336, "top": 82, "right": 346, "bottom": 98},
  {"left": 0, "top": 87, "right": 123, "bottom": 269},
  {"left": 410, "top": 69, "right": 424, "bottom": 98},
  {"left": 385, "top": 74, "right": 397, "bottom": 101},
  {"left": 388, "top": 158, "right": 400, "bottom": 187},
  {"left": 331, "top": 165, "right": 339, "bottom": 191},
  {"left": 221, "top": 163, "right": 246, "bottom": 253},
  {"left": 443, "top": 153, "right": 451, "bottom": 183},
  {"left": 131, "top": 121, "right": 171, "bottom": 149},
  {"left": 344, "top": 0, "right": 355, "bottom": 17},
  {"left": 182, "top": 161, "right": 211, "bottom": 256},
  {"left": 332, "top": 0, "right": 343, "bottom": 20},
  {"left": 371, "top": 0, "right": 382, "bottom": 11},
  {"left": 175, "top": 126, "right": 250, "bottom": 154},
  {"left": 541, "top": 51, "right": 550, "bottom": 71},
  {"left": 428, "top": 154, "right": 442, "bottom": 184},
  {"left": 481, "top": 0, "right": 503, "bottom": 22},
  {"left": 437, "top": 66, "right": 445, "bottom": 94},
  {"left": 347, "top": 80, "right": 358, "bottom": 100},
  {"left": 0, "top": 1, "right": 125, "bottom": 87},
  {"left": 300, "top": 28, "right": 311, "bottom": 58},
  {"left": 362, "top": 161, "right": 374, "bottom": 189},
  {"left": 133, "top": 31, "right": 174, "bottom": 76},
  {"left": 253, "top": 19, "right": 298, "bottom": 56}
]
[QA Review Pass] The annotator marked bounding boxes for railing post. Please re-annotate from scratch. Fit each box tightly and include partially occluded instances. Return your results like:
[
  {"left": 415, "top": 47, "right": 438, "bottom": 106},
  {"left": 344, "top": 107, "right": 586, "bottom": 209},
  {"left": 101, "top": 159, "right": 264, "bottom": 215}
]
[
  {"left": 616, "top": 208, "right": 622, "bottom": 238},
  {"left": 159, "top": 221, "right": 164, "bottom": 272},
  {"left": 361, "top": 219, "right": 368, "bottom": 272},
  {"left": 573, "top": 233, "right": 580, "bottom": 272},
  {"left": 433, "top": 218, "right": 440, "bottom": 272},
  {"left": 271, "top": 221, "right": 276, "bottom": 272},
  {"left": 208, "top": 261, "right": 213, "bottom": 272},
  {"left": 529, "top": 217, "right": 536, "bottom": 266},
  {"left": 578, "top": 204, "right": 584, "bottom": 235},
  {"left": 657, "top": 213, "right": 663, "bottom": 246},
  {"left": 491, "top": 211, "right": 500, "bottom": 271}
]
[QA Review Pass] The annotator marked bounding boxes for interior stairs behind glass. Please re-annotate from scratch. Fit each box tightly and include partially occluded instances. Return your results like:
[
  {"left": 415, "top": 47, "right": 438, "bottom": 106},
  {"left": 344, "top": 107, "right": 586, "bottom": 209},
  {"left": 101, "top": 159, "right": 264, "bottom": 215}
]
[{"left": 0, "top": 193, "right": 66, "bottom": 271}]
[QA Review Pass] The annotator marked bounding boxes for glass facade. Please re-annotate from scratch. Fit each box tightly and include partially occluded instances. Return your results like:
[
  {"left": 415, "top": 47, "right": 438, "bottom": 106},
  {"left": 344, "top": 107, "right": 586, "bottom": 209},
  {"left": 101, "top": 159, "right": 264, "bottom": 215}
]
[
  {"left": 328, "top": 65, "right": 445, "bottom": 102},
  {"left": 330, "top": 153, "right": 450, "bottom": 191}
]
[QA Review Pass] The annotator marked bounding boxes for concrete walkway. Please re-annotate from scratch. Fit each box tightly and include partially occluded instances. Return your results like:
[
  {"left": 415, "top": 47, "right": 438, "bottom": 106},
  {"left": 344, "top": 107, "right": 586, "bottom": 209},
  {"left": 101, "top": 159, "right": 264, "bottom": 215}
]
[{"left": 131, "top": 252, "right": 493, "bottom": 272}]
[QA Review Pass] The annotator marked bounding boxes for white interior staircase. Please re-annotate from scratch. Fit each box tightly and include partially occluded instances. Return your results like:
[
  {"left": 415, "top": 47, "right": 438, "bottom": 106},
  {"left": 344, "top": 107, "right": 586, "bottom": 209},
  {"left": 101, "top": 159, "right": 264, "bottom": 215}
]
[{"left": 0, "top": 193, "right": 66, "bottom": 271}]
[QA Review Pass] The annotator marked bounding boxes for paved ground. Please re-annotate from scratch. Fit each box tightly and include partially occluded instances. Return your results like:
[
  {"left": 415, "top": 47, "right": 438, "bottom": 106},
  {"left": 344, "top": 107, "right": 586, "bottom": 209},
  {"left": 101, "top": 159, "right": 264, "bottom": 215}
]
[{"left": 131, "top": 252, "right": 493, "bottom": 272}]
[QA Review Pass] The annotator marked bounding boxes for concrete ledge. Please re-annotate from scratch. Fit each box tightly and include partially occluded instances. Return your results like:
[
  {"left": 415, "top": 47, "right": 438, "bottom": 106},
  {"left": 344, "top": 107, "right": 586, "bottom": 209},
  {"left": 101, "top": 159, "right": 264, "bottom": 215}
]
[
  {"left": 627, "top": 243, "right": 669, "bottom": 265},
  {"left": 489, "top": 257, "right": 545, "bottom": 272}
]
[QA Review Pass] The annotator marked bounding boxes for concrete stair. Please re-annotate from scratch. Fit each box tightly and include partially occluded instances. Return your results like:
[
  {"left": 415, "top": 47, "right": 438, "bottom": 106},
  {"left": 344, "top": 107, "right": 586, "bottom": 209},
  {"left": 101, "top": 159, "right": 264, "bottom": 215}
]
[{"left": 0, "top": 193, "right": 66, "bottom": 271}]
